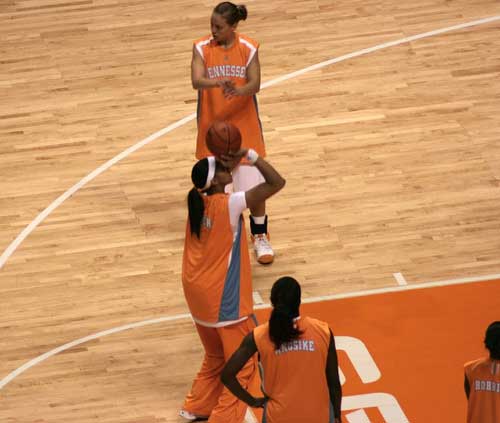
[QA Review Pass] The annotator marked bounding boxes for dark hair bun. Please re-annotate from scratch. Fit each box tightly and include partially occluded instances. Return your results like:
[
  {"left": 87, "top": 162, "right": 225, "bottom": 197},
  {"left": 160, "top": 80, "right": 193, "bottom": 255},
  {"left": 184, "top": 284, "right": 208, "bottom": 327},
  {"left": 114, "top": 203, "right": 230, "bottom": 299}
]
[{"left": 236, "top": 4, "right": 248, "bottom": 21}]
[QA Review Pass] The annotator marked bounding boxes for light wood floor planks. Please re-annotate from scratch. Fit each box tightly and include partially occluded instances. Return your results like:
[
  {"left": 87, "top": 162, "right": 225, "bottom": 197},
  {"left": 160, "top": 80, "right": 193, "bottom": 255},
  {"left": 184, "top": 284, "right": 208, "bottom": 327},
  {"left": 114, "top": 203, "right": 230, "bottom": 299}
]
[{"left": 1, "top": 0, "right": 500, "bottom": 421}]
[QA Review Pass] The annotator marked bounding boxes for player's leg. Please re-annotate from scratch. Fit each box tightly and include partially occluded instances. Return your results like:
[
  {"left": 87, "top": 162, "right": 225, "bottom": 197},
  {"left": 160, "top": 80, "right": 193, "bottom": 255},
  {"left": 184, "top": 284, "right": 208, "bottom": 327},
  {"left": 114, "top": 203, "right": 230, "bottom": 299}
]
[
  {"left": 207, "top": 318, "right": 261, "bottom": 423},
  {"left": 180, "top": 324, "right": 225, "bottom": 421},
  {"left": 232, "top": 165, "right": 274, "bottom": 264}
]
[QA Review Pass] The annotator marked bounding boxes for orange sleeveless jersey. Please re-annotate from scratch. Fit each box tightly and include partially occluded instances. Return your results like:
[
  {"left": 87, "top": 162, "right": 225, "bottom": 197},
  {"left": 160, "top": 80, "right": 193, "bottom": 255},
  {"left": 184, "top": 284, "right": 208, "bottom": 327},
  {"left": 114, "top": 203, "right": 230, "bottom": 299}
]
[
  {"left": 253, "top": 316, "right": 334, "bottom": 423},
  {"left": 465, "top": 357, "right": 500, "bottom": 423},
  {"left": 193, "top": 33, "right": 266, "bottom": 159},
  {"left": 182, "top": 193, "right": 253, "bottom": 324}
]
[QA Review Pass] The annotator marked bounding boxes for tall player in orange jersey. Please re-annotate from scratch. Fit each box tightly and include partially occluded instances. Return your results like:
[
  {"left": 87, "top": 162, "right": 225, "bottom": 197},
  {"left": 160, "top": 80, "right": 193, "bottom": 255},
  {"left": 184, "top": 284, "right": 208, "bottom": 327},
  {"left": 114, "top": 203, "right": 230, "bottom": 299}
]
[
  {"left": 464, "top": 321, "right": 500, "bottom": 423},
  {"left": 179, "top": 148, "right": 285, "bottom": 423},
  {"left": 221, "top": 277, "right": 343, "bottom": 423},
  {"left": 191, "top": 2, "right": 275, "bottom": 265}
]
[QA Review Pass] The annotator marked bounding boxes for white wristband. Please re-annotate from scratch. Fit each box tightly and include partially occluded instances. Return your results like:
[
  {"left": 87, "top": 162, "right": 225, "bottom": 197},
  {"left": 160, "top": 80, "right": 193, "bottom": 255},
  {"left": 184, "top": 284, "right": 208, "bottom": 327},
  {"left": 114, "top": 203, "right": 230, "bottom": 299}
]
[{"left": 246, "top": 149, "right": 259, "bottom": 165}]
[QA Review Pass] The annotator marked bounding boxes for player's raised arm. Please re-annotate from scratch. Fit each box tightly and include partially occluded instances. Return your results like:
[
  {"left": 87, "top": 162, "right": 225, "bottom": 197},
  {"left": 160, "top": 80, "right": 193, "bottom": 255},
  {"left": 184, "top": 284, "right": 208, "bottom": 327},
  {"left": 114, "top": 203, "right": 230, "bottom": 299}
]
[
  {"left": 245, "top": 148, "right": 285, "bottom": 209},
  {"left": 220, "top": 148, "right": 286, "bottom": 209}
]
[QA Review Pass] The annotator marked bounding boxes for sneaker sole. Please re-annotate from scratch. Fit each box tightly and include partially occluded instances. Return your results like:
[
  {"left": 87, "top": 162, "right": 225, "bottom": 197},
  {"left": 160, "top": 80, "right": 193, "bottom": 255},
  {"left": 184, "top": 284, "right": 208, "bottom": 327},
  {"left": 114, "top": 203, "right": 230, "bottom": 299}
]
[
  {"left": 179, "top": 410, "right": 209, "bottom": 421},
  {"left": 257, "top": 254, "right": 274, "bottom": 264}
]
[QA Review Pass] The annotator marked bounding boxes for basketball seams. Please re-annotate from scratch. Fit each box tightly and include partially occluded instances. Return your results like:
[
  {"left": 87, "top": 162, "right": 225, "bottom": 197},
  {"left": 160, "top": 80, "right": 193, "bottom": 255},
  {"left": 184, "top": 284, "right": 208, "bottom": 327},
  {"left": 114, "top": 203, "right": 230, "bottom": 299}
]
[
  {"left": 206, "top": 121, "right": 242, "bottom": 157},
  {"left": 217, "top": 124, "right": 230, "bottom": 154}
]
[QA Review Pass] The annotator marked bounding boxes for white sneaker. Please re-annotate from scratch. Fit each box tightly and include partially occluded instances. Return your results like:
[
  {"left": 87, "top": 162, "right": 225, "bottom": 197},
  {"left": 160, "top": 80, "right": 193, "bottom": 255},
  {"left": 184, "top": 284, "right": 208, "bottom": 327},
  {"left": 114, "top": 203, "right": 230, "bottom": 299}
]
[
  {"left": 179, "top": 409, "right": 208, "bottom": 421},
  {"left": 252, "top": 233, "right": 274, "bottom": 264}
]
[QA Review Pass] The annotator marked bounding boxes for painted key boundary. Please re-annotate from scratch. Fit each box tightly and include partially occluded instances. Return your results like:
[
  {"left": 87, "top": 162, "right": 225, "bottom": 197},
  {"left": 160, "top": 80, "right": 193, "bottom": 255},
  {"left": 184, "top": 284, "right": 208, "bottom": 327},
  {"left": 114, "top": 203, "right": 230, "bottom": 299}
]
[{"left": 1, "top": 273, "right": 499, "bottom": 390}]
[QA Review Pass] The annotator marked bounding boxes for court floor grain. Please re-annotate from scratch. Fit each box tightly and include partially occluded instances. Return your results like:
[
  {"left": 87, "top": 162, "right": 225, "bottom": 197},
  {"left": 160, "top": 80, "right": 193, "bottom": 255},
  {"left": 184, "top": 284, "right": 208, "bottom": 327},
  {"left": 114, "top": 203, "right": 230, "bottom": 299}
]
[{"left": 1, "top": 1, "right": 499, "bottom": 422}]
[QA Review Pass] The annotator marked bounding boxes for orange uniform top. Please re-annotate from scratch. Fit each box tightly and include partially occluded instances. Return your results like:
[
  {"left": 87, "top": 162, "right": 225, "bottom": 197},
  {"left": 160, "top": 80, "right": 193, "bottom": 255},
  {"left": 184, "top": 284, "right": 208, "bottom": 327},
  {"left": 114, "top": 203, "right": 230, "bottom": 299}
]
[
  {"left": 253, "top": 316, "right": 334, "bottom": 423},
  {"left": 465, "top": 357, "right": 500, "bottom": 423},
  {"left": 193, "top": 33, "right": 266, "bottom": 159},
  {"left": 182, "top": 193, "right": 253, "bottom": 325}
]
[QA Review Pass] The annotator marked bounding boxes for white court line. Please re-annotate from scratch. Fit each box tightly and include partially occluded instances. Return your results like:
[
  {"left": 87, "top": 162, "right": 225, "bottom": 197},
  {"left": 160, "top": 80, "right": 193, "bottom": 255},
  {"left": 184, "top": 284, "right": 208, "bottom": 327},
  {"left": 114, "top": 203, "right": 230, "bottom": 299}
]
[
  {"left": 1, "top": 273, "right": 499, "bottom": 391},
  {"left": 253, "top": 290, "right": 265, "bottom": 305},
  {"left": 1, "top": 14, "right": 500, "bottom": 270},
  {"left": 393, "top": 272, "right": 408, "bottom": 286},
  {"left": 0, "top": 313, "right": 190, "bottom": 390},
  {"left": 0, "top": 113, "right": 195, "bottom": 270}
]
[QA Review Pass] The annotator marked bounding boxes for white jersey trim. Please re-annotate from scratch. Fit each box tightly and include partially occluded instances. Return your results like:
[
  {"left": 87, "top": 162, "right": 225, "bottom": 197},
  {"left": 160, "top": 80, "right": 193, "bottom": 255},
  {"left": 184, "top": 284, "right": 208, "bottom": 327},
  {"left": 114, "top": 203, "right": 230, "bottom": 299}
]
[
  {"left": 195, "top": 38, "right": 211, "bottom": 61},
  {"left": 194, "top": 192, "right": 248, "bottom": 327},
  {"left": 229, "top": 191, "right": 247, "bottom": 234},
  {"left": 193, "top": 315, "right": 248, "bottom": 328},
  {"left": 228, "top": 191, "right": 246, "bottom": 268},
  {"left": 239, "top": 37, "right": 257, "bottom": 67}
]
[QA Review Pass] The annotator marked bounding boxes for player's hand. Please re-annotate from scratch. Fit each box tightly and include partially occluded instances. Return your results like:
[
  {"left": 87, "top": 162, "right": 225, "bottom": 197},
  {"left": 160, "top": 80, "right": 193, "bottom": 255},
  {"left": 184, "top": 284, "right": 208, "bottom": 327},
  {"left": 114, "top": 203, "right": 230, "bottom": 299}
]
[
  {"left": 221, "top": 80, "right": 240, "bottom": 98},
  {"left": 215, "top": 78, "right": 231, "bottom": 86},
  {"left": 219, "top": 149, "right": 247, "bottom": 170},
  {"left": 215, "top": 78, "right": 232, "bottom": 91},
  {"left": 251, "top": 396, "right": 268, "bottom": 408}
]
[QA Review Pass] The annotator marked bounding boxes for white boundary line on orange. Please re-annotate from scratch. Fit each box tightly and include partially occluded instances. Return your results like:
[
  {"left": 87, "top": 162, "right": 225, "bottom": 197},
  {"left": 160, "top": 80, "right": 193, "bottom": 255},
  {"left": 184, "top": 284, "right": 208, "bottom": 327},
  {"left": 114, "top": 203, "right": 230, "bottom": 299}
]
[
  {"left": 294, "top": 272, "right": 500, "bottom": 305},
  {"left": 253, "top": 290, "right": 265, "bottom": 305},
  {"left": 1, "top": 273, "right": 499, "bottom": 390},
  {"left": 393, "top": 272, "right": 408, "bottom": 286},
  {"left": 1, "top": 14, "right": 500, "bottom": 270}
]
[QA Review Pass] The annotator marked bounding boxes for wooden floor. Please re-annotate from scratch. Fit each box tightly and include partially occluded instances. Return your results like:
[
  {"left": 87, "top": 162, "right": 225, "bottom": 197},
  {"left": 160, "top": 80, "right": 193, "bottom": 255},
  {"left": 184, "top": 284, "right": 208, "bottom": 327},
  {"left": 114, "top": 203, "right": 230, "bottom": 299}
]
[{"left": 1, "top": 0, "right": 499, "bottom": 421}]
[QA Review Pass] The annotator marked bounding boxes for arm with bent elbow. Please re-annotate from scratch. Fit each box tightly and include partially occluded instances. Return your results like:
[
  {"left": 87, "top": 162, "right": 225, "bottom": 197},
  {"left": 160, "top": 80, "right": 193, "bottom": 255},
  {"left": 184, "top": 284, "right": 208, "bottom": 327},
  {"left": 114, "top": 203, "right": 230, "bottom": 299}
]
[
  {"left": 191, "top": 46, "right": 230, "bottom": 90},
  {"left": 224, "top": 51, "right": 261, "bottom": 97},
  {"left": 221, "top": 333, "right": 267, "bottom": 408},
  {"left": 326, "top": 330, "right": 343, "bottom": 423}
]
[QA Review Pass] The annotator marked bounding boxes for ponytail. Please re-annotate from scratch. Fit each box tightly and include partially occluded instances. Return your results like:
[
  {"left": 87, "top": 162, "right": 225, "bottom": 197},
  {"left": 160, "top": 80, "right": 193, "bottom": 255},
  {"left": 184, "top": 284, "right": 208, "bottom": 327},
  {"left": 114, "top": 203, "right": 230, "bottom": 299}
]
[
  {"left": 269, "top": 304, "right": 301, "bottom": 350},
  {"left": 188, "top": 158, "right": 210, "bottom": 239},
  {"left": 214, "top": 2, "right": 248, "bottom": 25},
  {"left": 268, "top": 276, "right": 302, "bottom": 350},
  {"left": 187, "top": 188, "right": 205, "bottom": 238}
]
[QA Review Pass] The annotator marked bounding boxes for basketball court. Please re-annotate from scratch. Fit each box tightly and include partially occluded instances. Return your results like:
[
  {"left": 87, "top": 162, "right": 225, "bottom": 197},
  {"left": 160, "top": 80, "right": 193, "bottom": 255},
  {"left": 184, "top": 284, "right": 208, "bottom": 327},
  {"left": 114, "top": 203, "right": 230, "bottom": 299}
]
[{"left": 1, "top": 1, "right": 500, "bottom": 422}]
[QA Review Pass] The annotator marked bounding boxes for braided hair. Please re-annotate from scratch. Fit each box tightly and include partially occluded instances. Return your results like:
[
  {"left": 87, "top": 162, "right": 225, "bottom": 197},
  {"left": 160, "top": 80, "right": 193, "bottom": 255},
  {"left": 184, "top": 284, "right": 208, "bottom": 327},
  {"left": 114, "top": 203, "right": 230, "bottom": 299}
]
[
  {"left": 187, "top": 158, "right": 209, "bottom": 238},
  {"left": 269, "top": 276, "right": 303, "bottom": 350}
]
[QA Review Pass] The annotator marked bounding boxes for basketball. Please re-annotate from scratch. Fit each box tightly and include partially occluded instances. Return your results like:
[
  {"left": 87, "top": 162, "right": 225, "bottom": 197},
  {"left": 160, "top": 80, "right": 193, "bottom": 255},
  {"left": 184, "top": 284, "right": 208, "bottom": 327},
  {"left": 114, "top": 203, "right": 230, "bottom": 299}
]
[{"left": 206, "top": 121, "right": 242, "bottom": 157}]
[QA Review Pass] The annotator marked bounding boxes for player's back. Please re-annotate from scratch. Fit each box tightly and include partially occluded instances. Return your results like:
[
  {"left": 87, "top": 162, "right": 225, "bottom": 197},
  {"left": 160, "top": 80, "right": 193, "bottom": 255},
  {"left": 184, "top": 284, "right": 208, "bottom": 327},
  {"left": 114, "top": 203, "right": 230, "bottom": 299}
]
[
  {"left": 182, "top": 193, "right": 252, "bottom": 324},
  {"left": 254, "top": 316, "right": 333, "bottom": 423},
  {"left": 465, "top": 357, "right": 500, "bottom": 423}
]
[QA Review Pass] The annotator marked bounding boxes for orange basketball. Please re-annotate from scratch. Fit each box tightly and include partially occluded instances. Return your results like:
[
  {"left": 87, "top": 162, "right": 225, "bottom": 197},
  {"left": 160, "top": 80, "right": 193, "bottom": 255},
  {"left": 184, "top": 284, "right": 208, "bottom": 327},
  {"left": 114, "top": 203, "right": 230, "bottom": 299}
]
[{"left": 206, "top": 121, "right": 242, "bottom": 157}]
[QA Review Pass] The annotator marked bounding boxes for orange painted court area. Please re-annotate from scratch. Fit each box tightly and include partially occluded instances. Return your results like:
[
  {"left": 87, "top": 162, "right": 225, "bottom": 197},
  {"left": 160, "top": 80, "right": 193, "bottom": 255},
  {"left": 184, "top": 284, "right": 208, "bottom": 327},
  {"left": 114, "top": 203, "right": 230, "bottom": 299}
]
[{"left": 255, "top": 280, "right": 500, "bottom": 422}]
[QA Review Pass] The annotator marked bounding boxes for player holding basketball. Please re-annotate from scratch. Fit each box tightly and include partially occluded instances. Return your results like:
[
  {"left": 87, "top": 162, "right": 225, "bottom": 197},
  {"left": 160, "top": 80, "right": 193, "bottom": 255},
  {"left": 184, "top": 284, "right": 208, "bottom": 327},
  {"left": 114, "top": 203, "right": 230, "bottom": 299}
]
[
  {"left": 464, "top": 321, "right": 500, "bottom": 423},
  {"left": 179, "top": 148, "right": 285, "bottom": 422},
  {"left": 191, "top": 2, "right": 275, "bottom": 264},
  {"left": 221, "top": 277, "right": 343, "bottom": 423}
]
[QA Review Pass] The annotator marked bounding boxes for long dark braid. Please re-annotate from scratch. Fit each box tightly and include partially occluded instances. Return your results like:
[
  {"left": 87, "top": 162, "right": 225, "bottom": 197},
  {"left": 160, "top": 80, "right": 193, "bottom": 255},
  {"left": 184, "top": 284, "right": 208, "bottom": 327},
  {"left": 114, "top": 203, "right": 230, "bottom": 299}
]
[
  {"left": 269, "top": 276, "right": 302, "bottom": 350},
  {"left": 188, "top": 158, "right": 209, "bottom": 238}
]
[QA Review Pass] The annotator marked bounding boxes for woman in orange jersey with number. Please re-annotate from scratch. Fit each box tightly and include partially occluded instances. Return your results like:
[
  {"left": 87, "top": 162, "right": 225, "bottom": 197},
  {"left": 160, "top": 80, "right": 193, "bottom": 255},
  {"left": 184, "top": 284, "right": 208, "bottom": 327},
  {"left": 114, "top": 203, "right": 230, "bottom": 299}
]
[
  {"left": 221, "top": 277, "right": 343, "bottom": 423},
  {"left": 191, "top": 2, "right": 275, "bottom": 265},
  {"left": 464, "top": 321, "right": 500, "bottom": 423},
  {"left": 179, "top": 148, "right": 285, "bottom": 423}
]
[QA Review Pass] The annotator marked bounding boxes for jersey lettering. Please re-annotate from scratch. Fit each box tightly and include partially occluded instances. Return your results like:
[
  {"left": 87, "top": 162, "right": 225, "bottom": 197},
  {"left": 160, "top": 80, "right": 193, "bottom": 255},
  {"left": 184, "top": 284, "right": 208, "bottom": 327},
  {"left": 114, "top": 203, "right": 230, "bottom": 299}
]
[
  {"left": 274, "top": 339, "right": 315, "bottom": 355},
  {"left": 207, "top": 65, "right": 246, "bottom": 80}
]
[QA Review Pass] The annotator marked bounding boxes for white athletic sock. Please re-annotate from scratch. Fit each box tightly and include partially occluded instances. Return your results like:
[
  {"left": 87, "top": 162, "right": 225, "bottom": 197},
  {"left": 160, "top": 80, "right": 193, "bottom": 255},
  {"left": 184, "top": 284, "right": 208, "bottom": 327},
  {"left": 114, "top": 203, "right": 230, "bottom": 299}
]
[{"left": 251, "top": 215, "right": 266, "bottom": 225}]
